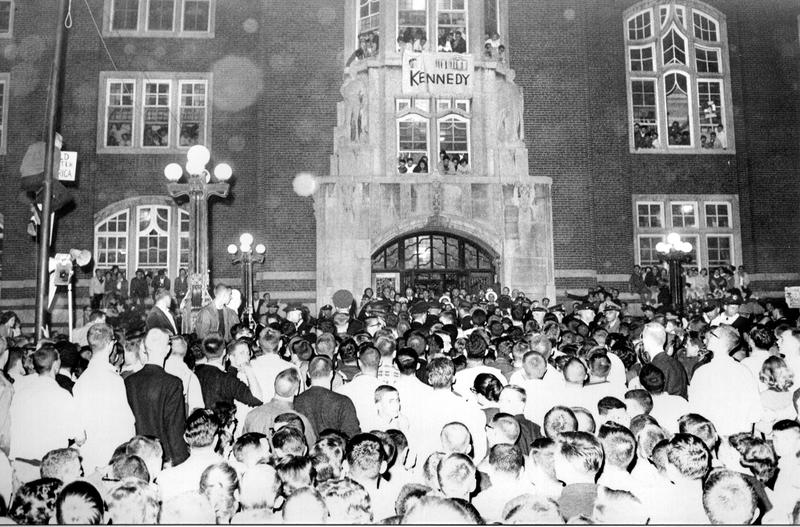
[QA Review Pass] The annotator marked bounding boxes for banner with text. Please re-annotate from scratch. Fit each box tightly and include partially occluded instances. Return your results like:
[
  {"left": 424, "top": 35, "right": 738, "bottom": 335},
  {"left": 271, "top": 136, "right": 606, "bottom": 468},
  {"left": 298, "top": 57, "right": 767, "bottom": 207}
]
[{"left": 402, "top": 52, "right": 474, "bottom": 96}]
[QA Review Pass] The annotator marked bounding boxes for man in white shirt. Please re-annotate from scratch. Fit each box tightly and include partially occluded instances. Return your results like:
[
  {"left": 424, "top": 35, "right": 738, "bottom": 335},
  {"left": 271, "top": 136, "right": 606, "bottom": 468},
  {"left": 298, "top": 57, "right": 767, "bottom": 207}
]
[
  {"left": 335, "top": 346, "right": 381, "bottom": 427},
  {"left": 777, "top": 328, "right": 800, "bottom": 385},
  {"left": 639, "top": 363, "right": 689, "bottom": 434},
  {"left": 452, "top": 331, "right": 507, "bottom": 402},
  {"left": 251, "top": 327, "right": 297, "bottom": 402},
  {"left": 689, "top": 324, "right": 762, "bottom": 436},
  {"left": 473, "top": 444, "right": 535, "bottom": 523},
  {"left": 741, "top": 326, "right": 774, "bottom": 389},
  {"left": 344, "top": 433, "right": 400, "bottom": 522},
  {"left": 163, "top": 335, "right": 205, "bottom": 413},
  {"left": 393, "top": 348, "right": 433, "bottom": 419},
  {"left": 597, "top": 423, "right": 640, "bottom": 497},
  {"left": 512, "top": 351, "right": 560, "bottom": 425},
  {"left": 72, "top": 323, "right": 136, "bottom": 473},
  {"left": 646, "top": 434, "right": 711, "bottom": 524},
  {"left": 9, "top": 346, "right": 85, "bottom": 484},
  {"left": 408, "top": 357, "right": 487, "bottom": 463},
  {"left": 157, "top": 409, "right": 222, "bottom": 501}
]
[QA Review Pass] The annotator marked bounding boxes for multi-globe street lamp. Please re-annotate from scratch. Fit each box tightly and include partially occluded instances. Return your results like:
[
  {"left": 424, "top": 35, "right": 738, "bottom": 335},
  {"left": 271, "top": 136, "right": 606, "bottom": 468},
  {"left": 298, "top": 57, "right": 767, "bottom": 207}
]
[
  {"left": 656, "top": 232, "right": 693, "bottom": 315},
  {"left": 227, "top": 234, "right": 266, "bottom": 328},
  {"left": 164, "top": 145, "right": 233, "bottom": 331}
]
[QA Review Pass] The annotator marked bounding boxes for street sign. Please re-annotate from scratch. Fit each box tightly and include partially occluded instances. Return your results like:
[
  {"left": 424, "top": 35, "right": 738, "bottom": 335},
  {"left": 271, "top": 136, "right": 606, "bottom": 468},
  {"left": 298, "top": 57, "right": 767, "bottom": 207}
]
[{"left": 58, "top": 151, "right": 77, "bottom": 181}]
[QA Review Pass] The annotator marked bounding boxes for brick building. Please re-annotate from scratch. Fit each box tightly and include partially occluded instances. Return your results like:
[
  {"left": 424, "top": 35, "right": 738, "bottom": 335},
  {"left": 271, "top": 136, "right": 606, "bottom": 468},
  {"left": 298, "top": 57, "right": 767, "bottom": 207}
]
[{"left": 0, "top": 0, "right": 797, "bottom": 328}]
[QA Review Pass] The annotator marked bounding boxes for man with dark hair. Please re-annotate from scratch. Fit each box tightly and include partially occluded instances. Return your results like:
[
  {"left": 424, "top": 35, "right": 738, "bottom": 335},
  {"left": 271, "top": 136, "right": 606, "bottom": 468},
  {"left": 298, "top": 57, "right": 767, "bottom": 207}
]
[
  {"left": 703, "top": 469, "right": 758, "bottom": 524},
  {"left": 145, "top": 288, "right": 178, "bottom": 335},
  {"left": 124, "top": 328, "right": 189, "bottom": 466},
  {"left": 10, "top": 346, "right": 85, "bottom": 484},
  {"left": 741, "top": 325, "right": 775, "bottom": 383},
  {"left": 335, "top": 345, "right": 382, "bottom": 426},
  {"left": 452, "top": 331, "right": 507, "bottom": 403},
  {"left": 554, "top": 431, "right": 604, "bottom": 521},
  {"left": 393, "top": 347, "right": 432, "bottom": 421},
  {"left": 346, "top": 433, "right": 395, "bottom": 521},
  {"left": 639, "top": 363, "right": 689, "bottom": 434},
  {"left": 597, "top": 396, "right": 629, "bottom": 428},
  {"left": 648, "top": 433, "right": 711, "bottom": 524},
  {"left": 295, "top": 356, "right": 361, "bottom": 438},
  {"left": 408, "top": 356, "right": 486, "bottom": 463},
  {"left": 73, "top": 322, "right": 136, "bottom": 473},
  {"left": 243, "top": 367, "right": 316, "bottom": 447},
  {"left": 194, "top": 337, "right": 262, "bottom": 408},
  {"left": 473, "top": 444, "right": 533, "bottom": 522},
  {"left": 195, "top": 283, "right": 239, "bottom": 342},
  {"left": 158, "top": 409, "right": 222, "bottom": 500}
]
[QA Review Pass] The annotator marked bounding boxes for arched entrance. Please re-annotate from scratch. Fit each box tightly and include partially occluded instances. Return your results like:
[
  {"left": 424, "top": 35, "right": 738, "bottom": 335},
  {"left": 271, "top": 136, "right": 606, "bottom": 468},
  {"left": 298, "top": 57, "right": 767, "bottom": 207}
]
[{"left": 371, "top": 231, "right": 497, "bottom": 297}]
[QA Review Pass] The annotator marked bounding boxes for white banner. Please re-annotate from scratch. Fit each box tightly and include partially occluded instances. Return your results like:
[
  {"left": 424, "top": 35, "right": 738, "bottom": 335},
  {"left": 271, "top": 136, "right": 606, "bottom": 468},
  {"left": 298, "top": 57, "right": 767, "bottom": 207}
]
[
  {"left": 402, "top": 52, "right": 474, "bottom": 95},
  {"left": 785, "top": 286, "right": 800, "bottom": 308}
]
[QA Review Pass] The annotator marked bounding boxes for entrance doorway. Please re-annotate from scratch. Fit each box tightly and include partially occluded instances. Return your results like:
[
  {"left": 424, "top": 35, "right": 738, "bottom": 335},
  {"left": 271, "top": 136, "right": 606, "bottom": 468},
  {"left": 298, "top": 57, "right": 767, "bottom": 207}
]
[{"left": 371, "top": 232, "right": 497, "bottom": 297}]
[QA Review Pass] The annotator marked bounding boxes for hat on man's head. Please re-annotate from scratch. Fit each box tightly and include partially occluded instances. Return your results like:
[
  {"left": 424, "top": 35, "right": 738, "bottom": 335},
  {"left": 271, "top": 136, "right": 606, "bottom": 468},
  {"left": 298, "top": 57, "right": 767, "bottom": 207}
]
[
  {"left": 320, "top": 304, "right": 333, "bottom": 312},
  {"left": 549, "top": 304, "right": 565, "bottom": 313},
  {"left": 267, "top": 301, "right": 279, "bottom": 308},
  {"left": 576, "top": 302, "right": 596, "bottom": 312},
  {"left": 284, "top": 303, "right": 304, "bottom": 313},
  {"left": 701, "top": 300, "right": 719, "bottom": 313},
  {"left": 409, "top": 302, "right": 429, "bottom": 316},
  {"left": 604, "top": 303, "right": 621, "bottom": 312},
  {"left": 723, "top": 294, "right": 742, "bottom": 306}
]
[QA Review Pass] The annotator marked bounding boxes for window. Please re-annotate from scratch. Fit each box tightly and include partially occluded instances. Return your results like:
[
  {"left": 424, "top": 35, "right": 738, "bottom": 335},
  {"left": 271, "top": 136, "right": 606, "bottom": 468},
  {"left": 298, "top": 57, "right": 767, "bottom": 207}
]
[
  {"left": 629, "top": 45, "right": 655, "bottom": 71},
  {"left": 704, "top": 202, "right": 730, "bottom": 227},
  {"left": 484, "top": 0, "right": 498, "bottom": 38},
  {"left": 638, "top": 235, "right": 664, "bottom": 266},
  {"left": 437, "top": 0, "right": 468, "bottom": 52},
  {"left": 633, "top": 195, "right": 741, "bottom": 269},
  {"left": 625, "top": 1, "right": 733, "bottom": 153},
  {"left": 358, "top": 0, "right": 380, "bottom": 41},
  {"left": 137, "top": 206, "right": 170, "bottom": 269},
  {"left": 398, "top": 0, "right": 427, "bottom": 45},
  {"left": 707, "top": 235, "right": 732, "bottom": 266},
  {"left": 106, "top": 0, "right": 214, "bottom": 36},
  {"left": 0, "top": 74, "right": 9, "bottom": 154},
  {"left": 94, "top": 199, "right": 189, "bottom": 281},
  {"left": 637, "top": 202, "right": 663, "bottom": 228},
  {"left": 670, "top": 202, "right": 697, "bottom": 228},
  {"left": 95, "top": 210, "right": 129, "bottom": 268},
  {"left": 396, "top": 96, "right": 472, "bottom": 174},
  {"left": 98, "top": 72, "right": 211, "bottom": 153},
  {"left": 0, "top": 1, "right": 14, "bottom": 37}
]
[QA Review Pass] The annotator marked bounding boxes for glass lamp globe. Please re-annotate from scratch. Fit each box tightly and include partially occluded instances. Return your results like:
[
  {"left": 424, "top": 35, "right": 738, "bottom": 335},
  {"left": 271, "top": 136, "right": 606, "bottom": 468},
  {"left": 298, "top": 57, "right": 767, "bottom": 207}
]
[
  {"left": 666, "top": 232, "right": 681, "bottom": 246},
  {"left": 214, "top": 163, "right": 233, "bottom": 181},
  {"left": 681, "top": 241, "right": 693, "bottom": 253},
  {"left": 227, "top": 244, "right": 238, "bottom": 255},
  {"left": 240, "top": 233, "right": 254, "bottom": 246},
  {"left": 255, "top": 244, "right": 266, "bottom": 255},
  {"left": 655, "top": 242, "right": 669, "bottom": 253},
  {"left": 186, "top": 160, "right": 206, "bottom": 176},
  {"left": 186, "top": 145, "right": 211, "bottom": 167},
  {"left": 164, "top": 163, "right": 183, "bottom": 182}
]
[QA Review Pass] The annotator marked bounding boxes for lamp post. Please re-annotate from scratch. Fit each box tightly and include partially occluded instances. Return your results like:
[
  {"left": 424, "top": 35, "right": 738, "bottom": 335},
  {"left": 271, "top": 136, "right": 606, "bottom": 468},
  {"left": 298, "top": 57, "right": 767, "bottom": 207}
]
[
  {"left": 656, "top": 233, "right": 693, "bottom": 314},
  {"left": 164, "top": 145, "right": 233, "bottom": 332},
  {"left": 227, "top": 234, "right": 266, "bottom": 328}
]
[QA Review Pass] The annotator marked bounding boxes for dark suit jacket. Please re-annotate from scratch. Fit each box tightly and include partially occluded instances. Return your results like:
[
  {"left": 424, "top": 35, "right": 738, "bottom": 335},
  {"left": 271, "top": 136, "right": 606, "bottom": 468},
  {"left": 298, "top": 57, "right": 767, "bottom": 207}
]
[
  {"left": 294, "top": 386, "right": 360, "bottom": 438},
  {"left": 195, "top": 302, "right": 239, "bottom": 342},
  {"left": 195, "top": 364, "right": 262, "bottom": 408},
  {"left": 651, "top": 351, "right": 689, "bottom": 399},
  {"left": 145, "top": 307, "right": 178, "bottom": 335},
  {"left": 124, "top": 364, "right": 189, "bottom": 466}
]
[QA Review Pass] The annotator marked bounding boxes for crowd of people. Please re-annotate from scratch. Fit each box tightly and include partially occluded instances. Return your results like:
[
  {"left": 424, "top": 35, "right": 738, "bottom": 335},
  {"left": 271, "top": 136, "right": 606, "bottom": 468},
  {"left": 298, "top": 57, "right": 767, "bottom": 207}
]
[
  {"left": 633, "top": 122, "right": 727, "bottom": 150},
  {"left": 1, "top": 271, "right": 800, "bottom": 525},
  {"left": 629, "top": 263, "right": 750, "bottom": 307},
  {"left": 398, "top": 151, "right": 470, "bottom": 175}
]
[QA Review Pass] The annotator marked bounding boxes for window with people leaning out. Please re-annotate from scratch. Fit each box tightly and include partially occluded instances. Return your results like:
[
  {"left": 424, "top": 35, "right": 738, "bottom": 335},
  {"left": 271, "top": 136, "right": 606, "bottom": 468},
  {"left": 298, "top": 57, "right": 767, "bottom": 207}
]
[
  {"left": 626, "top": 1, "right": 732, "bottom": 153},
  {"left": 397, "top": 97, "right": 471, "bottom": 175}
]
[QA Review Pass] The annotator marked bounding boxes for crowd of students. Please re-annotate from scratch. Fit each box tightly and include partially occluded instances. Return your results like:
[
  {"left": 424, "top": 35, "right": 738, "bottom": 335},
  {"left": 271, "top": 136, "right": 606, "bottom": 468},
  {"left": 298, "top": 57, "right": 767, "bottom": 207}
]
[
  {"left": 1, "top": 276, "right": 800, "bottom": 524},
  {"left": 398, "top": 152, "right": 470, "bottom": 175}
]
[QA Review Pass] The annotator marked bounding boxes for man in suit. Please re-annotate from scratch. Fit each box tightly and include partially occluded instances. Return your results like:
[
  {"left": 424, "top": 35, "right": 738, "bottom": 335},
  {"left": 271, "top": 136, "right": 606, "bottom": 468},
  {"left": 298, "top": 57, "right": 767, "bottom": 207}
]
[
  {"left": 294, "top": 356, "right": 360, "bottom": 438},
  {"left": 124, "top": 328, "right": 189, "bottom": 466},
  {"left": 145, "top": 288, "right": 178, "bottom": 335},
  {"left": 195, "top": 284, "right": 239, "bottom": 343}
]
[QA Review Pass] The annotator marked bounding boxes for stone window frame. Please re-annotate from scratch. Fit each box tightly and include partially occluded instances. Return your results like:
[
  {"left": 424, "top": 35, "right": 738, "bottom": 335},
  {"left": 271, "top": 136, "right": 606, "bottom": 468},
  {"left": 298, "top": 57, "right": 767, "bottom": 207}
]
[
  {"left": 0, "top": 73, "right": 8, "bottom": 155},
  {"left": 0, "top": 1, "right": 14, "bottom": 38},
  {"left": 395, "top": 96, "right": 472, "bottom": 172},
  {"left": 357, "top": 0, "right": 380, "bottom": 44},
  {"left": 97, "top": 72, "right": 212, "bottom": 154},
  {"left": 624, "top": 0, "right": 734, "bottom": 154},
  {"left": 94, "top": 197, "right": 189, "bottom": 281},
  {"left": 103, "top": 0, "right": 216, "bottom": 38},
  {"left": 633, "top": 194, "right": 741, "bottom": 269},
  {"left": 436, "top": 0, "right": 469, "bottom": 51}
]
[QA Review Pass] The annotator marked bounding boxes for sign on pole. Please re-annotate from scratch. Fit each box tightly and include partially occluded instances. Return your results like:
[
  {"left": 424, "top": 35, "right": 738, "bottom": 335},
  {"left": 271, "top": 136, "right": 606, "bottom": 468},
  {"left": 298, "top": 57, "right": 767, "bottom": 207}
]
[
  {"left": 58, "top": 151, "right": 77, "bottom": 181},
  {"left": 785, "top": 287, "right": 800, "bottom": 308}
]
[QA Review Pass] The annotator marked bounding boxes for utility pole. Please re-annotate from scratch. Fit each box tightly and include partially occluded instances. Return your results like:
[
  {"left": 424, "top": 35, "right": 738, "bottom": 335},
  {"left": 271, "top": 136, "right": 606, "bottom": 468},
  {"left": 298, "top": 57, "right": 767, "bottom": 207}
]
[{"left": 34, "top": 0, "right": 70, "bottom": 341}]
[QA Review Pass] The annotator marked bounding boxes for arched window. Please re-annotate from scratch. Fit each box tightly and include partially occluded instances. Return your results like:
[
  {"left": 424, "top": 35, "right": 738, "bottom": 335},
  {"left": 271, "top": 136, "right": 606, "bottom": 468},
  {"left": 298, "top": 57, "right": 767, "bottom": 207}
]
[
  {"left": 625, "top": 1, "right": 733, "bottom": 153},
  {"left": 94, "top": 199, "right": 189, "bottom": 282}
]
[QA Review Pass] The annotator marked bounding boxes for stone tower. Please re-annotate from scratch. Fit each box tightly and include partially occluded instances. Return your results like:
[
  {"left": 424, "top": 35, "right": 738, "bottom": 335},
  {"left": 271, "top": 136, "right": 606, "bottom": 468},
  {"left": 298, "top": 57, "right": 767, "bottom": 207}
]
[{"left": 314, "top": 0, "right": 555, "bottom": 305}]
